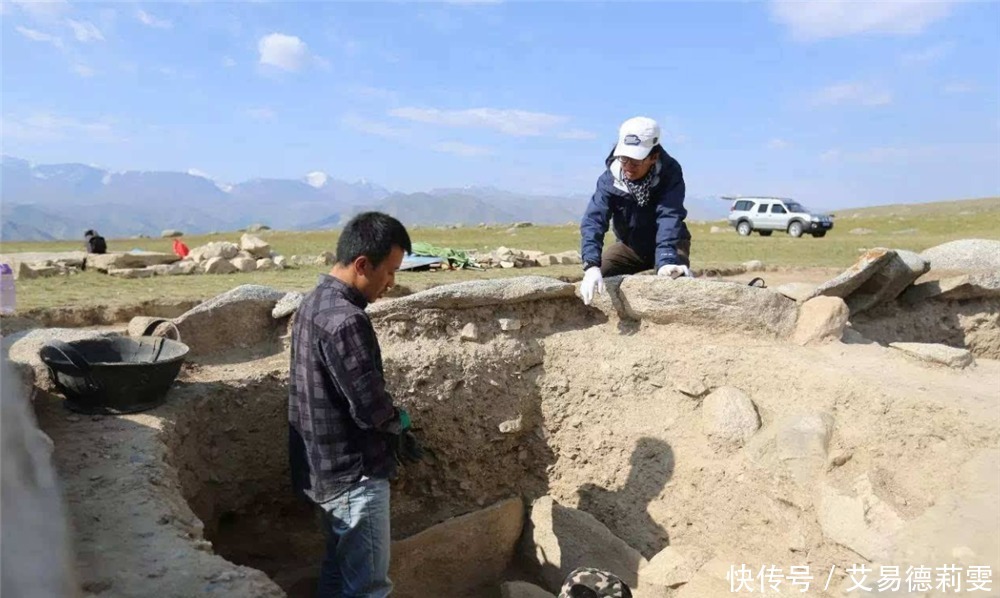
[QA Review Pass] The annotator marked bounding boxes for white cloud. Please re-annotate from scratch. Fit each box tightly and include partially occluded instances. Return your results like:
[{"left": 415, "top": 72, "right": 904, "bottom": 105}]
[
  {"left": 767, "top": 138, "right": 790, "bottom": 150},
  {"left": 222, "top": 56, "right": 237, "bottom": 68},
  {"left": 809, "top": 82, "right": 892, "bottom": 107},
  {"left": 431, "top": 141, "right": 492, "bottom": 157},
  {"left": 15, "top": 25, "right": 63, "bottom": 48},
  {"left": 557, "top": 129, "right": 597, "bottom": 141},
  {"left": 389, "top": 107, "right": 569, "bottom": 137},
  {"left": 258, "top": 32, "right": 308, "bottom": 72},
  {"left": 245, "top": 107, "right": 275, "bottom": 120},
  {"left": 341, "top": 114, "right": 408, "bottom": 140},
  {"left": 187, "top": 168, "right": 211, "bottom": 179},
  {"left": 73, "top": 64, "right": 96, "bottom": 78},
  {"left": 1, "top": 113, "right": 119, "bottom": 142},
  {"left": 136, "top": 9, "right": 172, "bottom": 29},
  {"left": 900, "top": 41, "right": 955, "bottom": 66},
  {"left": 8, "top": 0, "right": 70, "bottom": 22},
  {"left": 67, "top": 19, "right": 105, "bottom": 42},
  {"left": 770, "top": 0, "right": 955, "bottom": 41}
]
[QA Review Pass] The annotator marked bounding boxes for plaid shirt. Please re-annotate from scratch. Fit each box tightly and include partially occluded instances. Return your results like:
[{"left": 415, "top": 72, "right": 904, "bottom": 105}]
[{"left": 288, "top": 275, "right": 401, "bottom": 503}]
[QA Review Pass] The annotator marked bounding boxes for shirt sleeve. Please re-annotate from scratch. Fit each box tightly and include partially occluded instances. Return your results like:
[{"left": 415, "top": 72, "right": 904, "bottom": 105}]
[
  {"left": 580, "top": 178, "right": 612, "bottom": 268},
  {"left": 317, "top": 314, "right": 401, "bottom": 435},
  {"left": 654, "top": 160, "right": 688, "bottom": 268}
]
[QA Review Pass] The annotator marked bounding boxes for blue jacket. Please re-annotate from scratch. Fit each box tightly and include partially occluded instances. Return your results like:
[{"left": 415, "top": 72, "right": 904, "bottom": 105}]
[{"left": 580, "top": 149, "right": 690, "bottom": 269}]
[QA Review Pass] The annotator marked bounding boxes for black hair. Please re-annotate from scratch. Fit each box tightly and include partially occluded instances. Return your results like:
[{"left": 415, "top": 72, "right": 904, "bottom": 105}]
[
  {"left": 84, "top": 229, "right": 97, "bottom": 237},
  {"left": 336, "top": 211, "right": 412, "bottom": 267}
]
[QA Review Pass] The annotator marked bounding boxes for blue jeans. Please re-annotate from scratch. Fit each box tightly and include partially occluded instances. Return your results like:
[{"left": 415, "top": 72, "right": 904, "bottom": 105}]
[{"left": 316, "top": 477, "right": 392, "bottom": 598}]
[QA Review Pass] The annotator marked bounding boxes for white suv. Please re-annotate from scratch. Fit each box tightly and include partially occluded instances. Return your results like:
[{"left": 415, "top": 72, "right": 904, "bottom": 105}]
[{"left": 725, "top": 196, "right": 834, "bottom": 238}]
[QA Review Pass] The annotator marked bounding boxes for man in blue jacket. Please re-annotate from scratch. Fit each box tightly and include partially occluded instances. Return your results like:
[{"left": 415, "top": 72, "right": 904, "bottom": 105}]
[{"left": 579, "top": 116, "right": 692, "bottom": 305}]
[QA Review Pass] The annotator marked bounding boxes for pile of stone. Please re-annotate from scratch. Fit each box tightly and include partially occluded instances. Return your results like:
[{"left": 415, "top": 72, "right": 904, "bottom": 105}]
[
  {"left": 13, "top": 258, "right": 84, "bottom": 280},
  {"left": 473, "top": 247, "right": 583, "bottom": 269},
  {"left": 99, "top": 234, "right": 289, "bottom": 279}
]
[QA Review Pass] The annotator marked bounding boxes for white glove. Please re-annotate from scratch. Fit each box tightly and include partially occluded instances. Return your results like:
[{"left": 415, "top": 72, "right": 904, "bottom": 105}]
[
  {"left": 657, "top": 264, "right": 692, "bottom": 279},
  {"left": 580, "top": 266, "right": 604, "bottom": 305}
]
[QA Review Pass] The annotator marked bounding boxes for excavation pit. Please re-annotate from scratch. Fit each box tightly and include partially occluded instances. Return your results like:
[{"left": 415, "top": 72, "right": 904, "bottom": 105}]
[{"left": 6, "top": 276, "right": 1000, "bottom": 598}]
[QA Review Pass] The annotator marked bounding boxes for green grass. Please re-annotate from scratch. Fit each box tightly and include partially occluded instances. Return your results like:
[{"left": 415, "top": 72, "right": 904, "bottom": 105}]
[{"left": 3, "top": 197, "right": 998, "bottom": 313}]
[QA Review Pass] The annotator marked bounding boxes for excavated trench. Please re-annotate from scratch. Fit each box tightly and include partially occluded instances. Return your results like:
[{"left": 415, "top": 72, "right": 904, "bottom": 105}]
[{"left": 11, "top": 277, "right": 1000, "bottom": 598}]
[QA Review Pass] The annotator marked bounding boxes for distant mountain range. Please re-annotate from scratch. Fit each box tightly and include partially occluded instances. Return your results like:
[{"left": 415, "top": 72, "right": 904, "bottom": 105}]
[{"left": 0, "top": 155, "right": 729, "bottom": 241}]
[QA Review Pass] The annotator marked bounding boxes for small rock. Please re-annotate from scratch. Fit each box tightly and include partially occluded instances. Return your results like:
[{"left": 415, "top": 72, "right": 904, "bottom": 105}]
[
  {"left": 742, "top": 260, "right": 765, "bottom": 272},
  {"left": 827, "top": 451, "right": 852, "bottom": 470},
  {"left": 256, "top": 258, "right": 278, "bottom": 271},
  {"left": 192, "top": 539, "right": 213, "bottom": 552},
  {"left": 230, "top": 257, "right": 257, "bottom": 273},
  {"left": 849, "top": 228, "right": 875, "bottom": 235},
  {"left": 498, "top": 318, "right": 522, "bottom": 331},
  {"left": 239, "top": 234, "right": 271, "bottom": 259},
  {"left": 638, "top": 545, "right": 714, "bottom": 594},
  {"left": 499, "top": 416, "right": 523, "bottom": 434},
  {"left": 272, "top": 291, "right": 304, "bottom": 319},
  {"left": 817, "top": 474, "right": 904, "bottom": 562},
  {"left": 500, "top": 260, "right": 516, "bottom": 269},
  {"left": 460, "top": 323, "right": 479, "bottom": 341},
  {"left": 890, "top": 342, "right": 975, "bottom": 369},
  {"left": 513, "top": 221, "right": 533, "bottom": 228},
  {"left": 701, "top": 387, "right": 760, "bottom": 448},
  {"left": 66, "top": 415, "right": 81, "bottom": 423},
  {"left": 775, "top": 412, "right": 835, "bottom": 483},
  {"left": 203, "top": 257, "right": 238, "bottom": 275},
  {"left": 273, "top": 255, "right": 288, "bottom": 269},
  {"left": 792, "top": 296, "right": 849, "bottom": 345}
]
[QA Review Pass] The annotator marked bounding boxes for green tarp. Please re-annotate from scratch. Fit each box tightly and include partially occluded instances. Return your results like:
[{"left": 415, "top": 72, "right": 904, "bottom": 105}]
[{"left": 409, "top": 242, "right": 477, "bottom": 269}]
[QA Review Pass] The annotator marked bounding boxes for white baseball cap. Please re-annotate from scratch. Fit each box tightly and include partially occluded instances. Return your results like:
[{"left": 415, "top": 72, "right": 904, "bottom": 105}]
[{"left": 613, "top": 116, "right": 661, "bottom": 160}]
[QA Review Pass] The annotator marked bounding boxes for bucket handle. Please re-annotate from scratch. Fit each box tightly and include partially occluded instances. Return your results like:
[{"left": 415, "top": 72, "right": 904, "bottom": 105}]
[
  {"left": 39, "top": 340, "right": 101, "bottom": 394},
  {"left": 140, "top": 319, "right": 181, "bottom": 343}
]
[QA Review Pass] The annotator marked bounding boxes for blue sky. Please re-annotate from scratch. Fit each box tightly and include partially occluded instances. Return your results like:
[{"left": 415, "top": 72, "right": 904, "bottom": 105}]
[{"left": 2, "top": 0, "right": 998, "bottom": 209}]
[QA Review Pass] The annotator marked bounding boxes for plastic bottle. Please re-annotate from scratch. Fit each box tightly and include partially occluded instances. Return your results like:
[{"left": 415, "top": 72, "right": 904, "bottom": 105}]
[{"left": 0, "top": 263, "right": 16, "bottom": 315}]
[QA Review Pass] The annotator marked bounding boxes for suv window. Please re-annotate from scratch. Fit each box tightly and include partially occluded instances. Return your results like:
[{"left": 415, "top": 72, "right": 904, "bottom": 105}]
[
  {"left": 757, "top": 203, "right": 769, "bottom": 213},
  {"left": 734, "top": 200, "right": 753, "bottom": 212},
  {"left": 771, "top": 204, "right": 787, "bottom": 214}
]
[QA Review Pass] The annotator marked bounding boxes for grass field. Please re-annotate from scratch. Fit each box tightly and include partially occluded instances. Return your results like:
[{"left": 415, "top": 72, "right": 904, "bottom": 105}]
[{"left": 3, "top": 197, "right": 998, "bottom": 313}]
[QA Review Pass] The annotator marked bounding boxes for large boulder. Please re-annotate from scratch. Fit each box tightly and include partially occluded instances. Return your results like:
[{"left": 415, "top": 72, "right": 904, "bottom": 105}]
[
  {"left": 902, "top": 272, "right": 1000, "bottom": 304},
  {"left": 792, "top": 296, "right": 849, "bottom": 345},
  {"left": 609, "top": 277, "right": 798, "bottom": 338},
  {"left": 369, "top": 277, "right": 577, "bottom": 318},
  {"left": 272, "top": 291, "right": 304, "bottom": 319},
  {"left": 920, "top": 239, "right": 1000, "bottom": 272},
  {"left": 0, "top": 359, "right": 79, "bottom": 597},
  {"left": 173, "top": 285, "right": 286, "bottom": 357},
  {"left": 188, "top": 242, "right": 239, "bottom": 263},
  {"left": 701, "top": 387, "right": 760, "bottom": 448},
  {"left": 810, "top": 248, "right": 895, "bottom": 300},
  {"left": 203, "top": 257, "right": 238, "bottom": 275},
  {"left": 239, "top": 234, "right": 271, "bottom": 259},
  {"left": 256, "top": 258, "right": 278, "bottom": 272},
  {"left": 85, "top": 252, "right": 180, "bottom": 272},
  {"left": 774, "top": 282, "right": 818, "bottom": 303},
  {"left": 390, "top": 498, "right": 524, "bottom": 598},
  {"left": 522, "top": 496, "right": 647, "bottom": 592},
  {"left": 108, "top": 267, "right": 156, "bottom": 279},
  {"left": 845, "top": 249, "right": 929, "bottom": 313}
]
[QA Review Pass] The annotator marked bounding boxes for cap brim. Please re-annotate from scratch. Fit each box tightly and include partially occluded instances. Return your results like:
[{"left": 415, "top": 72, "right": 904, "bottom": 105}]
[{"left": 613, "top": 142, "right": 652, "bottom": 160}]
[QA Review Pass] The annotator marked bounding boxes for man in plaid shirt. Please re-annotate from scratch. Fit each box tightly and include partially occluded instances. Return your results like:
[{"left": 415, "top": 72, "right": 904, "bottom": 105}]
[{"left": 289, "top": 212, "right": 417, "bottom": 597}]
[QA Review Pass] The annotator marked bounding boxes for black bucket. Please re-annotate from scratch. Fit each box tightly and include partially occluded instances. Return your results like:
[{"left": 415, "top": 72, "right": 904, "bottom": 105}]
[{"left": 39, "top": 335, "right": 189, "bottom": 415}]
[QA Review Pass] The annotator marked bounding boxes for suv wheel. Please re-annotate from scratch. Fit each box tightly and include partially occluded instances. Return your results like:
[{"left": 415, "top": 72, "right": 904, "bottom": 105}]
[
  {"left": 737, "top": 221, "right": 752, "bottom": 236},
  {"left": 788, "top": 221, "right": 804, "bottom": 238}
]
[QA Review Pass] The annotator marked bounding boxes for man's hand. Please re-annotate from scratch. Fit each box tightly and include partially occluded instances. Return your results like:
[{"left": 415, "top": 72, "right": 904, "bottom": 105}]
[
  {"left": 393, "top": 408, "right": 424, "bottom": 465},
  {"left": 581, "top": 266, "right": 605, "bottom": 305},
  {"left": 657, "top": 265, "right": 692, "bottom": 279}
]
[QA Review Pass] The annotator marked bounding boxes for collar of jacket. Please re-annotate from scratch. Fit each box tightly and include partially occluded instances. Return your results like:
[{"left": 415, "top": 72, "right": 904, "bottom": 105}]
[
  {"left": 605, "top": 153, "right": 662, "bottom": 195},
  {"left": 319, "top": 274, "right": 370, "bottom": 309}
]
